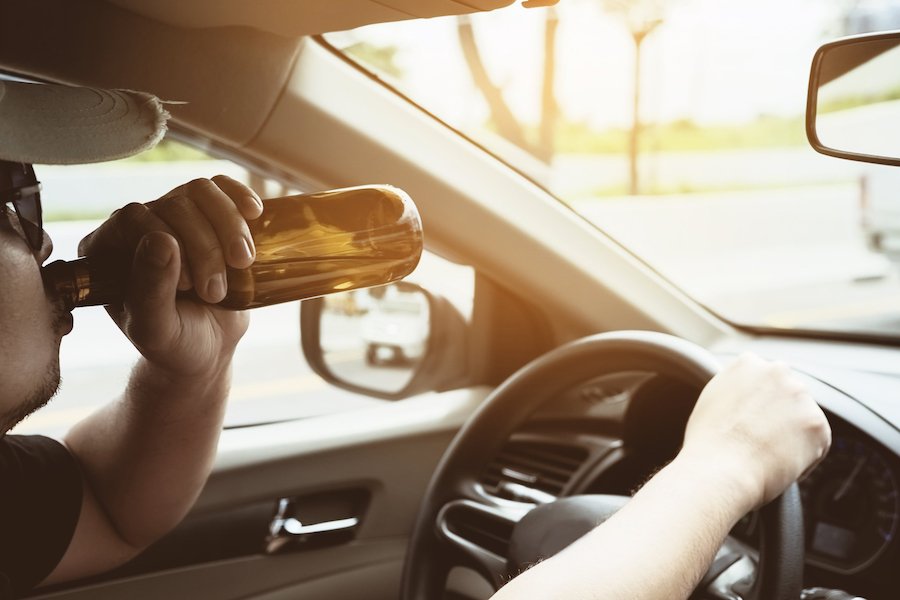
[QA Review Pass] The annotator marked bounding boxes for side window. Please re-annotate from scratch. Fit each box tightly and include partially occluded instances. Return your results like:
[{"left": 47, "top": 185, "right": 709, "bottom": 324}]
[{"left": 12, "top": 138, "right": 474, "bottom": 437}]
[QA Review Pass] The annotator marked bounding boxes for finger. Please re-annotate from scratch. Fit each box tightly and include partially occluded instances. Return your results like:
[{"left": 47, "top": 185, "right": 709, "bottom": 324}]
[
  {"left": 78, "top": 202, "right": 193, "bottom": 290},
  {"left": 123, "top": 232, "right": 180, "bottom": 354},
  {"left": 160, "top": 178, "right": 255, "bottom": 270},
  {"left": 211, "top": 174, "right": 264, "bottom": 221},
  {"left": 189, "top": 177, "right": 257, "bottom": 269},
  {"left": 150, "top": 195, "right": 228, "bottom": 304}
]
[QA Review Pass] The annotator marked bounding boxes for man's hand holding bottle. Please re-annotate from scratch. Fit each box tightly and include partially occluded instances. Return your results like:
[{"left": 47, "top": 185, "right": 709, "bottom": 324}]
[
  {"left": 48, "top": 177, "right": 424, "bottom": 380},
  {"left": 76, "top": 175, "right": 262, "bottom": 379}
]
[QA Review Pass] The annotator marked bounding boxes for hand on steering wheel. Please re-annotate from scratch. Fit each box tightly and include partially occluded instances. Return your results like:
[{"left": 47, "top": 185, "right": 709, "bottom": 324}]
[{"left": 400, "top": 331, "right": 828, "bottom": 600}]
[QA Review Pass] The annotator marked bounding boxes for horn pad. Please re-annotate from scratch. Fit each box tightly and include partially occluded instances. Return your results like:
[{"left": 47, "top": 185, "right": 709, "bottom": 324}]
[{"left": 507, "top": 495, "right": 630, "bottom": 574}]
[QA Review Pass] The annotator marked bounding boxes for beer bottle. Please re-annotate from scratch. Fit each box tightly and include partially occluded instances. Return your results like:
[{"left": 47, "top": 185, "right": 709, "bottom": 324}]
[{"left": 42, "top": 185, "right": 423, "bottom": 310}]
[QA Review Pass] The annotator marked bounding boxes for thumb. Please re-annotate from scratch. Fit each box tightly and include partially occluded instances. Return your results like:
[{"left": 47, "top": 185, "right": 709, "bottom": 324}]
[{"left": 124, "top": 232, "right": 181, "bottom": 347}]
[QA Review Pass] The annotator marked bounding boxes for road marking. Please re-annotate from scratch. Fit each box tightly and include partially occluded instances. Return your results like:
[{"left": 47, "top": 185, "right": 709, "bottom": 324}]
[{"left": 229, "top": 374, "right": 328, "bottom": 403}]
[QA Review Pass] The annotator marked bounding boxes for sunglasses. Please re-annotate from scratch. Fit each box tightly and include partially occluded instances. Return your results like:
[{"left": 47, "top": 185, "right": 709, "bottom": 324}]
[{"left": 0, "top": 161, "right": 44, "bottom": 252}]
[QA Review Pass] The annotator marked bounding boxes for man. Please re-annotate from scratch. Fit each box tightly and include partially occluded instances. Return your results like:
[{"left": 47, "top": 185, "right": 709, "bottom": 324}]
[
  {"left": 1, "top": 79, "right": 832, "bottom": 599},
  {"left": 0, "top": 80, "right": 263, "bottom": 596}
]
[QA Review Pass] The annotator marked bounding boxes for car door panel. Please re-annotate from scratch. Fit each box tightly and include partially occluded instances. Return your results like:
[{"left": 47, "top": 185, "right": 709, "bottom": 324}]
[{"left": 29, "top": 389, "right": 488, "bottom": 599}]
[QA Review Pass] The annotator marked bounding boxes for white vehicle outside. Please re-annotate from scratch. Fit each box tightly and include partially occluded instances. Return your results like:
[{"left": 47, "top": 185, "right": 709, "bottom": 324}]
[
  {"left": 862, "top": 165, "right": 900, "bottom": 258},
  {"left": 360, "top": 286, "right": 430, "bottom": 365}
]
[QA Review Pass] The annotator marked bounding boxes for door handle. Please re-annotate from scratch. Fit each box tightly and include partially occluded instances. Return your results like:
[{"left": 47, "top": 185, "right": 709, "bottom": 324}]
[
  {"left": 281, "top": 516, "right": 359, "bottom": 536},
  {"left": 266, "top": 497, "right": 360, "bottom": 554}
]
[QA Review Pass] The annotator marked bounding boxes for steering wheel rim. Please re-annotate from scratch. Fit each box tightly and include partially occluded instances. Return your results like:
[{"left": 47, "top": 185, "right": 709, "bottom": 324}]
[{"left": 400, "top": 330, "right": 804, "bottom": 600}]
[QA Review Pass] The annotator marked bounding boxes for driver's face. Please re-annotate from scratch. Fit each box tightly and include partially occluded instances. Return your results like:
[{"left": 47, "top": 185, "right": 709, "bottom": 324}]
[{"left": 0, "top": 211, "right": 70, "bottom": 433}]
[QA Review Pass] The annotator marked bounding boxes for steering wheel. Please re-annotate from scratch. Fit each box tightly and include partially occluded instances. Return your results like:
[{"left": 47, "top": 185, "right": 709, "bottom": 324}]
[{"left": 400, "top": 331, "right": 804, "bottom": 600}]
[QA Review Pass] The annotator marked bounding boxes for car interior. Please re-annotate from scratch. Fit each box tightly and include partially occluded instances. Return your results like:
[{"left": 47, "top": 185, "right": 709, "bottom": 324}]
[{"left": 3, "top": 0, "right": 900, "bottom": 599}]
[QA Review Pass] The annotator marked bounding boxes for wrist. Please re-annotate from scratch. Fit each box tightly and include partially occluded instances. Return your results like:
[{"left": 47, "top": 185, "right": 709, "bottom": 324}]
[
  {"left": 672, "top": 444, "right": 764, "bottom": 517},
  {"left": 142, "top": 342, "right": 236, "bottom": 380},
  {"left": 132, "top": 356, "right": 233, "bottom": 404}
]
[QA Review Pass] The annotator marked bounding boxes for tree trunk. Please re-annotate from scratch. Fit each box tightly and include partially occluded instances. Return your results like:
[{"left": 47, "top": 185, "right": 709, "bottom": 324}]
[
  {"left": 629, "top": 31, "right": 646, "bottom": 196},
  {"left": 536, "top": 8, "right": 560, "bottom": 164},
  {"left": 457, "top": 15, "right": 532, "bottom": 153}
]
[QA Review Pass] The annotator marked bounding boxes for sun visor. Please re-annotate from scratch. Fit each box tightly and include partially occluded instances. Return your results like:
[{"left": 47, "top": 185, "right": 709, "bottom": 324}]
[{"left": 105, "top": 0, "right": 517, "bottom": 38}]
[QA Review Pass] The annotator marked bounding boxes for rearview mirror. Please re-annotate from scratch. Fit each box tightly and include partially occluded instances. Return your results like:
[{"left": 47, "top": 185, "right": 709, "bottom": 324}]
[
  {"left": 300, "top": 281, "right": 468, "bottom": 400},
  {"left": 808, "top": 31, "right": 900, "bottom": 166}
]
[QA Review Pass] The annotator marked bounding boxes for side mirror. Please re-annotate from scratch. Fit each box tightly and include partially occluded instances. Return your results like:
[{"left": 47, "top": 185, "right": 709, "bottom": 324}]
[
  {"left": 300, "top": 281, "right": 468, "bottom": 400},
  {"left": 807, "top": 31, "right": 900, "bottom": 166}
]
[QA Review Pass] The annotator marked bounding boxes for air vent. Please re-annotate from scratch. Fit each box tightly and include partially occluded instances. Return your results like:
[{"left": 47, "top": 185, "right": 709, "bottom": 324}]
[
  {"left": 444, "top": 503, "right": 515, "bottom": 557},
  {"left": 480, "top": 440, "right": 588, "bottom": 499}
]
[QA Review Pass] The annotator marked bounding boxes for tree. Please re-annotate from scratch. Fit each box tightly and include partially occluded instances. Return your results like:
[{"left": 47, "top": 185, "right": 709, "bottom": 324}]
[
  {"left": 600, "top": 0, "right": 665, "bottom": 195},
  {"left": 456, "top": 8, "right": 560, "bottom": 164},
  {"left": 457, "top": 1, "right": 668, "bottom": 194}
]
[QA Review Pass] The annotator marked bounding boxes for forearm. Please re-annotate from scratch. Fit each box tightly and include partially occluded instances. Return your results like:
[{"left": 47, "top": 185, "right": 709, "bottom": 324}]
[
  {"left": 64, "top": 356, "right": 231, "bottom": 548},
  {"left": 492, "top": 450, "right": 758, "bottom": 600}
]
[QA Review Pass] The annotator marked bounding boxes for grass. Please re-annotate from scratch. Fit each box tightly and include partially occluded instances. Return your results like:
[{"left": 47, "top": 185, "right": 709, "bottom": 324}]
[
  {"left": 552, "top": 115, "right": 808, "bottom": 155},
  {"left": 43, "top": 117, "right": 817, "bottom": 222},
  {"left": 120, "top": 139, "right": 213, "bottom": 163},
  {"left": 565, "top": 178, "right": 858, "bottom": 202},
  {"left": 45, "top": 210, "right": 114, "bottom": 222}
]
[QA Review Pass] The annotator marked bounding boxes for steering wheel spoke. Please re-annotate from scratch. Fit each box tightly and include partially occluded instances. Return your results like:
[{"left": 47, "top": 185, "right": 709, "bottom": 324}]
[{"left": 436, "top": 498, "right": 532, "bottom": 591}]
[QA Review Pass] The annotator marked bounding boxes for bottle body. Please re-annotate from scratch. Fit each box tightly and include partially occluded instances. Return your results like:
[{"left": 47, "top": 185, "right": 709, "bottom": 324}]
[{"left": 43, "top": 185, "right": 424, "bottom": 310}]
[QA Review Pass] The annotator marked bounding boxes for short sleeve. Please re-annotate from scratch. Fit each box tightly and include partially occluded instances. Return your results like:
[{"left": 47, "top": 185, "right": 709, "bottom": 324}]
[{"left": 0, "top": 435, "right": 83, "bottom": 597}]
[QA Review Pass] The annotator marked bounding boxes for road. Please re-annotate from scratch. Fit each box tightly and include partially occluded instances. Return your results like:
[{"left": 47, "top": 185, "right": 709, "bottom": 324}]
[{"left": 574, "top": 183, "right": 900, "bottom": 331}]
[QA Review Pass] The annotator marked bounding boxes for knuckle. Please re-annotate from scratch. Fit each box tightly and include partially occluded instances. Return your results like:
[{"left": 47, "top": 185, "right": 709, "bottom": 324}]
[
  {"left": 192, "top": 243, "right": 225, "bottom": 270},
  {"left": 153, "top": 194, "right": 196, "bottom": 222},
  {"left": 817, "top": 412, "right": 832, "bottom": 435},
  {"left": 727, "top": 353, "right": 756, "bottom": 373},
  {"left": 736, "top": 352, "right": 758, "bottom": 364},
  {"left": 784, "top": 378, "right": 808, "bottom": 397},
  {"left": 820, "top": 426, "right": 833, "bottom": 451},
  {"left": 185, "top": 178, "right": 218, "bottom": 195},
  {"left": 77, "top": 232, "right": 95, "bottom": 255},
  {"left": 203, "top": 243, "right": 224, "bottom": 261},
  {"left": 230, "top": 216, "right": 252, "bottom": 236},
  {"left": 805, "top": 410, "right": 831, "bottom": 439},
  {"left": 210, "top": 174, "right": 234, "bottom": 186},
  {"left": 735, "top": 353, "right": 770, "bottom": 374},
  {"left": 770, "top": 361, "right": 792, "bottom": 378},
  {"left": 119, "top": 202, "right": 149, "bottom": 221}
]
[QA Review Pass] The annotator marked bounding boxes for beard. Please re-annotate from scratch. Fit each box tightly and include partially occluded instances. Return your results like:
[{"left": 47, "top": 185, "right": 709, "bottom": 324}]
[{"left": 0, "top": 350, "right": 62, "bottom": 435}]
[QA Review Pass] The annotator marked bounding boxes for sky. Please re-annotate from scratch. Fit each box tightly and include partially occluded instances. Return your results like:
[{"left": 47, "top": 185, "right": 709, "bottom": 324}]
[{"left": 329, "top": 0, "right": 855, "bottom": 130}]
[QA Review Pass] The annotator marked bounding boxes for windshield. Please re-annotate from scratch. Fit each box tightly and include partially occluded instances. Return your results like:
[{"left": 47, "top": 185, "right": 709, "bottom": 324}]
[{"left": 326, "top": 0, "right": 900, "bottom": 340}]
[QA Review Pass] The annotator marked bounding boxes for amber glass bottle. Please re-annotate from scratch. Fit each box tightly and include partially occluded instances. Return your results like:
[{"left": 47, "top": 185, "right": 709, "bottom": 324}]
[{"left": 42, "top": 185, "right": 423, "bottom": 310}]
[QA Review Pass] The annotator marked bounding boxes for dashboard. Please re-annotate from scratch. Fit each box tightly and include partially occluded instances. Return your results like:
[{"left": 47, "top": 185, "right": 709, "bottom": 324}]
[
  {"left": 801, "top": 422, "right": 898, "bottom": 575},
  {"left": 473, "top": 364, "right": 900, "bottom": 600}
]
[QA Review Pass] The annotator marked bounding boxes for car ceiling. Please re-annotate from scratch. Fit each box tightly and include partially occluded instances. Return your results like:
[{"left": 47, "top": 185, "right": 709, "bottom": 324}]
[
  {"left": 1, "top": 0, "right": 516, "bottom": 149},
  {"left": 104, "top": 0, "right": 516, "bottom": 37}
]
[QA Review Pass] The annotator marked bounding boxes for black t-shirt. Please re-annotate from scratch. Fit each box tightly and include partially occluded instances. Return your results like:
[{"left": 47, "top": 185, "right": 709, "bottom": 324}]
[{"left": 0, "top": 435, "right": 82, "bottom": 599}]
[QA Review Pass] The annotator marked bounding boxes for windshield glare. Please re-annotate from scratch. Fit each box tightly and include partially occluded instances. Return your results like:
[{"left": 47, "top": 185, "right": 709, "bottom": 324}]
[{"left": 327, "top": 0, "right": 900, "bottom": 340}]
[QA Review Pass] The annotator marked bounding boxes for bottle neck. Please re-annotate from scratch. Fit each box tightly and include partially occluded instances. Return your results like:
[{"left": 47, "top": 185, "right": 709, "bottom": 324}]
[{"left": 42, "top": 257, "right": 125, "bottom": 310}]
